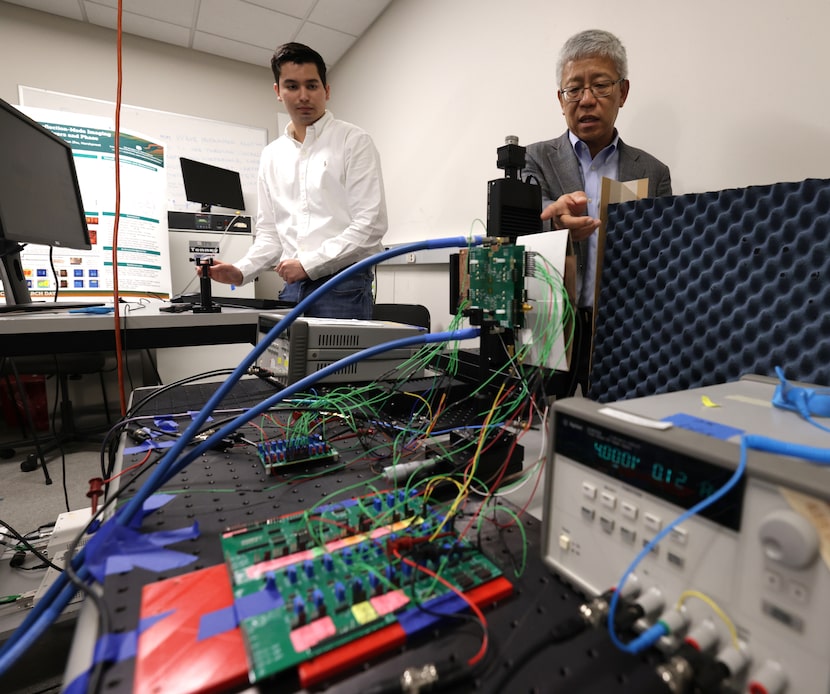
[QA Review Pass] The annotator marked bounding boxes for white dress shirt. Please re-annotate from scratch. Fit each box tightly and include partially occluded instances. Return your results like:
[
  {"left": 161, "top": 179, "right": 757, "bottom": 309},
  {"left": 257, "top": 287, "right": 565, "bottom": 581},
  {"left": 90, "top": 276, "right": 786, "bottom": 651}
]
[{"left": 235, "top": 110, "right": 388, "bottom": 283}]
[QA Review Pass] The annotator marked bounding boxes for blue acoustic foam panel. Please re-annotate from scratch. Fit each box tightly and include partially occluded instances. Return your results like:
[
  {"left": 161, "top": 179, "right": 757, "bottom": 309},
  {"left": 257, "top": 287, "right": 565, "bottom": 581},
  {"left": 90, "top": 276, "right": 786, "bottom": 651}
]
[{"left": 588, "top": 178, "right": 830, "bottom": 403}]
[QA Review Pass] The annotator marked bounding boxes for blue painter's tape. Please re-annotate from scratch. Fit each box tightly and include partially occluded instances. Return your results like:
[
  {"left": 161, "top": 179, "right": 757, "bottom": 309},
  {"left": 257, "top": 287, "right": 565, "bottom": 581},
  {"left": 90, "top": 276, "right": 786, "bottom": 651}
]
[
  {"left": 154, "top": 416, "right": 180, "bottom": 433},
  {"left": 662, "top": 413, "right": 744, "bottom": 441},
  {"left": 198, "top": 605, "right": 238, "bottom": 641},
  {"left": 143, "top": 494, "right": 177, "bottom": 513},
  {"left": 139, "top": 610, "right": 174, "bottom": 634},
  {"left": 235, "top": 585, "right": 284, "bottom": 622},
  {"left": 63, "top": 612, "right": 176, "bottom": 692},
  {"left": 397, "top": 591, "right": 465, "bottom": 636},
  {"left": 315, "top": 498, "right": 359, "bottom": 515},
  {"left": 84, "top": 514, "right": 199, "bottom": 582},
  {"left": 93, "top": 629, "right": 138, "bottom": 664}
]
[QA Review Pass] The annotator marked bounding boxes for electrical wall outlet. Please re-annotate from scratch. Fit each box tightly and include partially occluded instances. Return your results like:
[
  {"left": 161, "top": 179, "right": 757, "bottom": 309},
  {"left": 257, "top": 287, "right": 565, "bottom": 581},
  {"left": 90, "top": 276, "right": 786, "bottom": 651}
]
[{"left": 406, "top": 252, "right": 417, "bottom": 264}]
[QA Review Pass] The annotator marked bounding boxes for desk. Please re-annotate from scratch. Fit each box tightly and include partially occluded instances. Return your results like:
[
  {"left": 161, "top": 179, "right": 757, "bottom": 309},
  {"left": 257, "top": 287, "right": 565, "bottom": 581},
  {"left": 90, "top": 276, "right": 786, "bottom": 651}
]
[{"left": 0, "top": 305, "right": 262, "bottom": 358}]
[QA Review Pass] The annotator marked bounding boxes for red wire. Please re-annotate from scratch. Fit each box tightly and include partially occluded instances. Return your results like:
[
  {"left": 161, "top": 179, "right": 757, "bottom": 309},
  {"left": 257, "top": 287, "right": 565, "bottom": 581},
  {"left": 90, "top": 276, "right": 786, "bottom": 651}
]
[
  {"left": 393, "top": 549, "right": 489, "bottom": 666},
  {"left": 104, "top": 447, "right": 153, "bottom": 484}
]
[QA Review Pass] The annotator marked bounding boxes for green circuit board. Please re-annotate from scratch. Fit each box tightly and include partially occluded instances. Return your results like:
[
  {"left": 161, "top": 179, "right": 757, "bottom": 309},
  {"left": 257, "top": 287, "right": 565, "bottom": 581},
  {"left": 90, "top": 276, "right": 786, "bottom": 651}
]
[
  {"left": 467, "top": 244, "right": 525, "bottom": 328},
  {"left": 221, "top": 491, "right": 506, "bottom": 682}
]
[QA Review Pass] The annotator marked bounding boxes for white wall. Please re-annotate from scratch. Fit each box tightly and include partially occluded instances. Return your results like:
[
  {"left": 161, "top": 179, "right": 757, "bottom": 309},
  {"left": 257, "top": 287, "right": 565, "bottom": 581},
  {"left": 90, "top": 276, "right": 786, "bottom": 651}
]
[
  {"left": 329, "top": 0, "right": 830, "bottom": 329},
  {"left": 4, "top": 0, "right": 829, "bottom": 335},
  {"left": 0, "top": 3, "right": 277, "bottom": 137}
]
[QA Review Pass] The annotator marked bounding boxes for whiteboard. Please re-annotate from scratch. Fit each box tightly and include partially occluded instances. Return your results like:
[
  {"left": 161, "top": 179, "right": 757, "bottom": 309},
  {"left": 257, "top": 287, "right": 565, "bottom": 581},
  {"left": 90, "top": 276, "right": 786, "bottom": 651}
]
[{"left": 18, "top": 86, "right": 268, "bottom": 216}]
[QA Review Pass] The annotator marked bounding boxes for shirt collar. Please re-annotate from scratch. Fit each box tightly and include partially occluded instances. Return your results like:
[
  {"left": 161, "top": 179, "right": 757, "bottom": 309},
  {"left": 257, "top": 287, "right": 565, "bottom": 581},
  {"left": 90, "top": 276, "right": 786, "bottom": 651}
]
[
  {"left": 284, "top": 109, "right": 332, "bottom": 141},
  {"left": 568, "top": 129, "right": 620, "bottom": 161}
]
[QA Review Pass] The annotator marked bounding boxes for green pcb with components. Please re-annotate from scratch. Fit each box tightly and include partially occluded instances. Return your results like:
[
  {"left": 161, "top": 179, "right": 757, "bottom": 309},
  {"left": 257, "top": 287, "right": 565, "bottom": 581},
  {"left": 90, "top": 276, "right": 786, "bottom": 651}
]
[
  {"left": 221, "top": 492, "right": 506, "bottom": 682},
  {"left": 468, "top": 244, "right": 525, "bottom": 328}
]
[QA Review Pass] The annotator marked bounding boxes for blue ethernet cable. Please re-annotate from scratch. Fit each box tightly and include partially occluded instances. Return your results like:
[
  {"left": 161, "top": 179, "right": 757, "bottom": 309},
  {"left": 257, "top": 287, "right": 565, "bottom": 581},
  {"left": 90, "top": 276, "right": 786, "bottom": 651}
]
[
  {"left": 0, "top": 234, "right": 484, "bottom": 677},
  {"left": 0, "top": 327, "right": 481, "bottom": 679},
  {"left": 116, "top": 235, "right": 484, "bottom": 526},
  {"left": 150, "top": 328, "right": 481, "bottom": 489},
  {"left": 772, "top": 366, "right": 830, "bottom": 433}
]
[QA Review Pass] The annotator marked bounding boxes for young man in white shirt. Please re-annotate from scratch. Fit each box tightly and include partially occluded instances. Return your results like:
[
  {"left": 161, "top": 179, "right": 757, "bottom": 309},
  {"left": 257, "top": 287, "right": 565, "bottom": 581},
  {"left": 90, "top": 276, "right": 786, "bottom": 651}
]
[{"left": 204, "top": 43, "right": 388, "bottom": 319}]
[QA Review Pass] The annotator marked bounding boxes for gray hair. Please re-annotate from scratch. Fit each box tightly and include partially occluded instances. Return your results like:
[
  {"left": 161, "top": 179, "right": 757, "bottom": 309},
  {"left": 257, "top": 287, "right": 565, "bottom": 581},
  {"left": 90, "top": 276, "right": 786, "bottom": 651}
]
[{"left": 556, "top": 29, "right": 628, "bottom": 87}]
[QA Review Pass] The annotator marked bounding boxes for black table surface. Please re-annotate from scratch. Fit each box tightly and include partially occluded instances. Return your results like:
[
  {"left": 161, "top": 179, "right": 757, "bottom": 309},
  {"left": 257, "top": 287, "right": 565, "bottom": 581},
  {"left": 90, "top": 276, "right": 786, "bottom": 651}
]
[{"left": 78, "top": 377, "right": 670, "bottom": 694}]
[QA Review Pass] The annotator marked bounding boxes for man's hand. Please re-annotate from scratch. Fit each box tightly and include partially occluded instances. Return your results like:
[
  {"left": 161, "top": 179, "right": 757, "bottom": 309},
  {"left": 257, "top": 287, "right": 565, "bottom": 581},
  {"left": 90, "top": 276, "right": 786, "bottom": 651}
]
[
  {"left": 276, "top": 259, "right": 309, "bottom": 284},
  {"left": 541, "top": 191, "right": 601, "bottom": 242},
  {"left": 197, "top": 259, "right": 243, "bottom": 286}
]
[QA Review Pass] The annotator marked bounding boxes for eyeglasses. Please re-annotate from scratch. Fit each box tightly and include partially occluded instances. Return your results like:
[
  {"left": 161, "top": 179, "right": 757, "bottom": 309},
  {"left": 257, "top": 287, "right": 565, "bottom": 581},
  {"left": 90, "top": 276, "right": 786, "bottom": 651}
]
[{"left": 560, "top": 79, "right": 624, "bottom": 102}]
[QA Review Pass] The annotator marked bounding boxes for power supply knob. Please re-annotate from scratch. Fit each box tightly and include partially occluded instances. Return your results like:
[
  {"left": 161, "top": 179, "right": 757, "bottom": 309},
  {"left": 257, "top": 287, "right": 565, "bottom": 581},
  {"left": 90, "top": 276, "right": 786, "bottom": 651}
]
[{"left": 758, "top": 509, "right": 820, "bottom": 569}]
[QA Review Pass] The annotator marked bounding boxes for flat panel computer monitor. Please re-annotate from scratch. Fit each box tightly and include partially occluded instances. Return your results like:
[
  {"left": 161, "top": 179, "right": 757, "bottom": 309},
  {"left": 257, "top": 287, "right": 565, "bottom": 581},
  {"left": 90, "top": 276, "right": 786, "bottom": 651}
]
[
  {"left": 179, "top": 157, "right": 246, "bottom": 213},
  {"left": 0, "top": 97, "right": 97, "bottom": 312}
]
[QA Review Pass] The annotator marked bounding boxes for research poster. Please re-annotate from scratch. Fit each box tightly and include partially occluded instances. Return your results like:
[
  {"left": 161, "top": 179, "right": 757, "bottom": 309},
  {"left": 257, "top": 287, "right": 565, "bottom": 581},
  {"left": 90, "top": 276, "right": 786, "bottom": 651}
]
[{"left": 8, "top": 106, "right": 171, "bottom": 301}]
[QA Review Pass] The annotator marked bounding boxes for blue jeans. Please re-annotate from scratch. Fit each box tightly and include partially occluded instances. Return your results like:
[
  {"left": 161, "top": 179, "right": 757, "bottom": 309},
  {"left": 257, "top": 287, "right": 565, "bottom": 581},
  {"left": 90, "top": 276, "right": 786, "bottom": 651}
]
[{"left": 278, "top": 267, "right": 374, "bottom": 319}]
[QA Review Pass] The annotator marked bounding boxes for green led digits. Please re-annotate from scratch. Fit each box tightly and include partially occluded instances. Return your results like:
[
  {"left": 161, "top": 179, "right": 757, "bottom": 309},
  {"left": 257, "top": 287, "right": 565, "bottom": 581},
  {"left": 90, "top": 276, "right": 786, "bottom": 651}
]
[
  {"left": 593, "top": 442, "right": 640, "bottom": 470},
  {"left": 650, "top": 463, "right": 688, "bottom": 489}
]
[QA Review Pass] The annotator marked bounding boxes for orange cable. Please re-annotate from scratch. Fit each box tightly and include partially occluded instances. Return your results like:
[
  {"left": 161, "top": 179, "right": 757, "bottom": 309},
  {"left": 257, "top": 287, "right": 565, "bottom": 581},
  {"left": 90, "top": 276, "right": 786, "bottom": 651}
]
[{"left": 111, "top": 0, "right": 127, "bottom": 416}]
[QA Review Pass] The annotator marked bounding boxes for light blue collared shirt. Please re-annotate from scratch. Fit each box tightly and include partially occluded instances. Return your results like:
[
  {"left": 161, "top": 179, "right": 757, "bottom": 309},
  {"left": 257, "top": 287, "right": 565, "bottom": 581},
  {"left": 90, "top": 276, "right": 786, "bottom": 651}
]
[{"left": 568, "top": 130, "right": 620, "bottom": 308}]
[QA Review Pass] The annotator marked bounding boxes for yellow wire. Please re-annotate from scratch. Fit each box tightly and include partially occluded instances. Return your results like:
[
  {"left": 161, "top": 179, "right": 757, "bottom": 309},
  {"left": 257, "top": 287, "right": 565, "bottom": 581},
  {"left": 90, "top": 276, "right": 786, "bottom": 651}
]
[
  {"left": 433, "top": 381, "right": 506, "bottom": 531},
  {"left": 675, "top": 590, "right": 740, "bottom": 649},
  {"left": 400, "top": 390, "right": 434, "bottom": 423}
]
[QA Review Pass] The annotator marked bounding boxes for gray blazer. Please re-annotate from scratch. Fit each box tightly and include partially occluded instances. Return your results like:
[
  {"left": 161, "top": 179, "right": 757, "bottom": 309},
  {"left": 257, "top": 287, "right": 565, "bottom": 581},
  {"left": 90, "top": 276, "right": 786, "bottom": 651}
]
[{"left": 523, "top": 131, "right": 672, "bottom": 301}]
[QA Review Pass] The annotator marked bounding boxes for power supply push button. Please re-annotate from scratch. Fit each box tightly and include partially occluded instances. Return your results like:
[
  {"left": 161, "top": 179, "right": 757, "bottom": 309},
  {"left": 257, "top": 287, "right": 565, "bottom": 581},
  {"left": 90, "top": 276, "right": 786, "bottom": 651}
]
[
  {"left": 558, "top": 534, "right": 571, "bottom": 551},
  {"left": 620, "top": 526, "right": 637, "bottom": 544},
  {"left": 600, "top": 491, "right": 617, "bottom": 510},
  {"left": 582, "top": 482, "right": 597, "bottom": 500},
  {"left": 669, "top": 527, "right": 688, "bottom": 546},
  {"left": 644, "top": 513, "right": 662, "bottom": 533},
  {"left": 620, "top": 501, "right": 638, "bottom": 520}
]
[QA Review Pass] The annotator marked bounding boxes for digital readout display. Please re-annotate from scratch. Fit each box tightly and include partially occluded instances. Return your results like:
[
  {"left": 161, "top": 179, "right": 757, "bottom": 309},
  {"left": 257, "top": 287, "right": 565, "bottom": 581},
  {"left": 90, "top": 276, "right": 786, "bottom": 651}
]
[{"left": 555, "top": 413, "right": 745, "bottom": 531}]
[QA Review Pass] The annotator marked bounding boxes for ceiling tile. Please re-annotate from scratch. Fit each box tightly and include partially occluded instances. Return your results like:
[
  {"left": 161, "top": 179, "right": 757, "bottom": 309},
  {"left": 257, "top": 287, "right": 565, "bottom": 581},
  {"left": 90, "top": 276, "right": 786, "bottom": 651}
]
[
  {"left": 193, "top": 31, "right": 276, "bottom": 67},
  {"left": 241, "top": 0, "right": 316, "bottom": 20},
  {"left": 84, "top": 0, "right": 197, "bottom": 27},
  {"left": 84, "top": 3, "right": 192, "bottom": 47},
  {"left": 308, "top": 0, "right": 391, "bottom": 37},
  {"left": 4, "top": 0, "right": 390, "bottom": 68},
  {"left": 4, "top": 0, "right": 85, "bottom": 21},
  {"left": 294, "top": 22, "right": 354, "bottom": 68},
  {"left": 197, "top": 0, "right": 301, "bottom": 50}
]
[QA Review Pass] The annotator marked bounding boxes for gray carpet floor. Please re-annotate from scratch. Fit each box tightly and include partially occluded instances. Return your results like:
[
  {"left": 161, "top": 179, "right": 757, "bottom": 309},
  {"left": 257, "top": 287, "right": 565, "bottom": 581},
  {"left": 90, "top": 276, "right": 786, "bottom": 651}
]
[
  {"left": 1, "top": 423, "right": 105, "bottom": 539},
  {"left": 0, "top": 417, "right": 109, "bottom": 694}
]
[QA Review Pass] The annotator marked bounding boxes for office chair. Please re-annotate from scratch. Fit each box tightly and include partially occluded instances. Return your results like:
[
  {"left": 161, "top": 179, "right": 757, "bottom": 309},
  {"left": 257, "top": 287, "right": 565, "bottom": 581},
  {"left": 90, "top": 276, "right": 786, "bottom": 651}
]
[
  {"left": 372, "top": 303, "right": 431, "bottom": 331},
  {"left": 0, "top": 353, "right": 111, "bottom": 479}
]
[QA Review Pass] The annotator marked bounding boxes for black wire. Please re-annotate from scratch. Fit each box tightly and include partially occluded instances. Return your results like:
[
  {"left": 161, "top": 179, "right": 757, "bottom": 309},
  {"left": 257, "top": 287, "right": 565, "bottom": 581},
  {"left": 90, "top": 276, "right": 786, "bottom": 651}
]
[
  {"left": 13, "top": 562, "right": 49, "bottom": 571},
  {"left": 0, "top": 517, "right": 64, "bottom": 572},
  {"left": 124, "top": 368, "right": 236, "bottom": 418},
  {"left": 389, "top": 542, "right": 496, "bottom": 692},
  {"left": 486, "top": 614, "right": 588, "bottom": 692}
]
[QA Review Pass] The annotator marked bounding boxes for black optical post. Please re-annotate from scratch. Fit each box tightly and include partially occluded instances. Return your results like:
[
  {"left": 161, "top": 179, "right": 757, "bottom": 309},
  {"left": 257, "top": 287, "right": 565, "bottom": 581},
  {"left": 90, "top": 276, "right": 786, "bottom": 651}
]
[{"left": 193, "top": 257, "right": 221, "bottom": 313}]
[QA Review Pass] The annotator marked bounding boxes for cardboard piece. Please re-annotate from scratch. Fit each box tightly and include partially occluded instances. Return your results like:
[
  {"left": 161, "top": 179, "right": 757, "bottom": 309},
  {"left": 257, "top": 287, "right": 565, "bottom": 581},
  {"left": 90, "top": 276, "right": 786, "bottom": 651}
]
[{"left": 589, "top": 177, "right": 649, "bottom": 367}]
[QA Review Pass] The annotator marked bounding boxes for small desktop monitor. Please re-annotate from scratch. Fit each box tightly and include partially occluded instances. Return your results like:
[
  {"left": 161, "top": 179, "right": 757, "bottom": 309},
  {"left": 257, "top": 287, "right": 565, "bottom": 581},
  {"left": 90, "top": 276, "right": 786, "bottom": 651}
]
[
  {"left": 0, "top": 98, "right": 95, "bottom": 312},
  {"left": 179, "top": 157, "right": 246, "bottom": 213}
]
